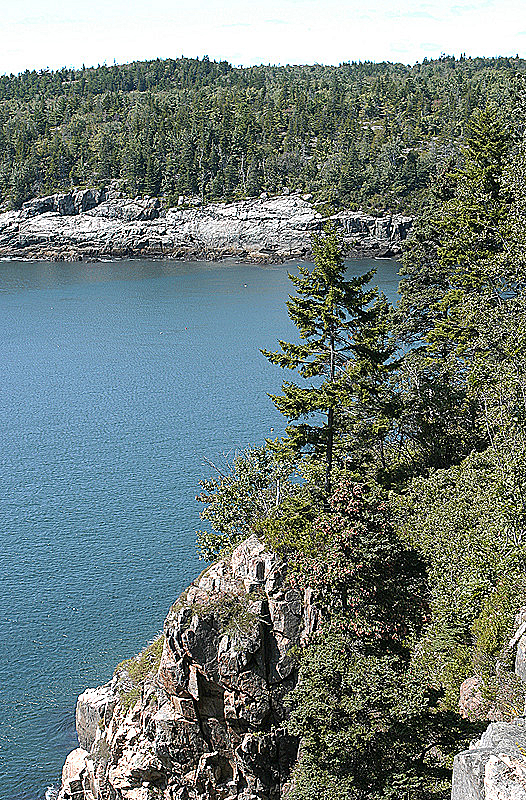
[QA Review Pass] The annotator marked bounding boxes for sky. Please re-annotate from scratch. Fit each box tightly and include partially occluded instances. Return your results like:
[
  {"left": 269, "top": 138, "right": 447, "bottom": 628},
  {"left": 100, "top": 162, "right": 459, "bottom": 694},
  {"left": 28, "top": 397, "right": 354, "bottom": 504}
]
[{"left": 1, "top": 0, "right": 525, "bottom": 76}]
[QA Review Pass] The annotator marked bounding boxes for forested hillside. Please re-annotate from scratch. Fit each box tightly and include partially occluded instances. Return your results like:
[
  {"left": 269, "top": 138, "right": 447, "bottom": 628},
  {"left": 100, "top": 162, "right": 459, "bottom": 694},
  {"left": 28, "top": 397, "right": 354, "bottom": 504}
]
[{"left": 1, "top": 54, "right": 525, "bottom": 211}]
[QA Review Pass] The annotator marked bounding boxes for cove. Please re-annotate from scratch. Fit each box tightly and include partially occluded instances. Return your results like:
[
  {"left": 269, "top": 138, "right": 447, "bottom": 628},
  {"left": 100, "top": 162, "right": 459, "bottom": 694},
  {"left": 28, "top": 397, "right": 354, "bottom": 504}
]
[{"left": 0, "top": 257, "right": 400, "bottom": 799}]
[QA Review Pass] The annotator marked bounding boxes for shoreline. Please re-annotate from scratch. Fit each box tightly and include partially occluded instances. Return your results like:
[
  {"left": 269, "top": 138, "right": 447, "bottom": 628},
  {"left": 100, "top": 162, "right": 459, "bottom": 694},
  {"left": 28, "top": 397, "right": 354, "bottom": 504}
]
[{"left": 0, "top": 191, "right": 412, "bottom": 264}]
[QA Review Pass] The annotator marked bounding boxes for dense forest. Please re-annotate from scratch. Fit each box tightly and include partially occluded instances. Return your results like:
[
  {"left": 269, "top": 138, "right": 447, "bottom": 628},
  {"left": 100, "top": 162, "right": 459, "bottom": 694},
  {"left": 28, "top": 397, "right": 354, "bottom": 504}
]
[
  {"left": 196, "top": 94, "right": 526, "bottom": 798},
  {"left": 1, "top": 54, "right": 526, "bottom": 212}
]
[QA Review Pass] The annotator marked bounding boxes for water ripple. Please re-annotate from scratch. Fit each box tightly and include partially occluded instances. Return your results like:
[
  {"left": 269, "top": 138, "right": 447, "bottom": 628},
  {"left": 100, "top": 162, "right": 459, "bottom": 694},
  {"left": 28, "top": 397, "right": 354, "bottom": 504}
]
[{"left": 0, "top": 257, "right": 399, "bottom": 798}]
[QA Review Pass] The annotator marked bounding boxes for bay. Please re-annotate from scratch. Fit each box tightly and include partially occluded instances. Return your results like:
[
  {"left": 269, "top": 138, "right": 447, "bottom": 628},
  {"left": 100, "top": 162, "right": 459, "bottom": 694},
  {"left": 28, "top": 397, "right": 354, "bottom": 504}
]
[{"left": 0, "top": 257, "right": 400, "bottom": 800}]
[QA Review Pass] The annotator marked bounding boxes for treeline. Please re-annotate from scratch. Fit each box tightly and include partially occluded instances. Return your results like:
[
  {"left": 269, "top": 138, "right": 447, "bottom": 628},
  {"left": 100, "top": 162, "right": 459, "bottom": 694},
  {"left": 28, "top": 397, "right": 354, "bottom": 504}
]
[
  {"left": 1, "top": 54, "right": 526, "bottom": 211},
  {"left": 197, "top": 98, "right": 526, "bottom": 799}
]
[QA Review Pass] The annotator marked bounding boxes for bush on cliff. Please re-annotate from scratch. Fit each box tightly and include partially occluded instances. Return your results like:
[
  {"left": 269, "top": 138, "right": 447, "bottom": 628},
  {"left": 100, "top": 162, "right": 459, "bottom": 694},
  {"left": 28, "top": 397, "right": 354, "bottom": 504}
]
[
  {"left": 396, "top": 448, "right": 526, "bottom": 711},
  {"left": 196, "top": 445, "right": 295, "bottom": 560},
  {"left": 279, "top": 482, "right": 476, "bottom": 800}
]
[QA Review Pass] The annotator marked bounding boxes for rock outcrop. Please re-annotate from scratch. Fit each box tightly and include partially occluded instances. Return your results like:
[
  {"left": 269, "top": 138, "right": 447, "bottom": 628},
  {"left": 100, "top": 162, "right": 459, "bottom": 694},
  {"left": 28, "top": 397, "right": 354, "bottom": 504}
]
[
  {"left": 0, "top": 190, "right": 412, "bottom": 262},
  {"left": 452, "top": 609, "right": 526, "bottom": 799},
  {"left": 452, "top": 720, "right": 526, "bottom": 800},
  {"left": 57, "top": 536, "right": 315, "bottom": 800}
]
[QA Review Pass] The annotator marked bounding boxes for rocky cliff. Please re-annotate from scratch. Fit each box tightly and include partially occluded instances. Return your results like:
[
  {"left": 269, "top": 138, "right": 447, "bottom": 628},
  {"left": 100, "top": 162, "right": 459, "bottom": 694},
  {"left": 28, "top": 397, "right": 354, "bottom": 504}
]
[
  {"left": 0, "top": 190, "right": 412, "bottom": 262},
  {"left": 452, "top": 611, "right": 526, "bottom": 799},
  {"left": 57, "top": 536, "right": 316, "bottom": 800}
]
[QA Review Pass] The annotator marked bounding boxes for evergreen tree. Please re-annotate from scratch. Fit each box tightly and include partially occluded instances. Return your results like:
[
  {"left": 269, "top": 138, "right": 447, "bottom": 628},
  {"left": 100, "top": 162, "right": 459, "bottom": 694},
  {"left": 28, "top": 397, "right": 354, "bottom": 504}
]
[
  {"left": 284, "top": 482, "right": 476, "bottom": 800},
  {"left": 261, "top": 226, "right": 376, "bottom": 494}
]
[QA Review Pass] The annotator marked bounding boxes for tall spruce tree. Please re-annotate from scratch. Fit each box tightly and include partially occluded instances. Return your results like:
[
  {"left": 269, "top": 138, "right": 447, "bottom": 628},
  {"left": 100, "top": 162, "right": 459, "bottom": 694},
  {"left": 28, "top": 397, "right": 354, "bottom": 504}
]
[{"left": 261, "top": 226, "right": 376, "bottom": 495}]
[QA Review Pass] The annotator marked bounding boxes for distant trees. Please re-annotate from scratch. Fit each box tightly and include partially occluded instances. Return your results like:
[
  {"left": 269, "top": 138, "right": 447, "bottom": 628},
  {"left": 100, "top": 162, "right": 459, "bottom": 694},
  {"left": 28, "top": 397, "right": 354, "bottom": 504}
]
[{"left": 0, "top": 55, "right": 525, "bottom": 209}]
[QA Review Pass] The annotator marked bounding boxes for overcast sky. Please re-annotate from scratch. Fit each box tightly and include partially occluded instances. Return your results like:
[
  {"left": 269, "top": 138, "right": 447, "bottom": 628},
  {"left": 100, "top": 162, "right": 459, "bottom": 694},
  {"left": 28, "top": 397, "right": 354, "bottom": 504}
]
[{"left": 2, "top": 0, "right": 525, "bottom": 75}]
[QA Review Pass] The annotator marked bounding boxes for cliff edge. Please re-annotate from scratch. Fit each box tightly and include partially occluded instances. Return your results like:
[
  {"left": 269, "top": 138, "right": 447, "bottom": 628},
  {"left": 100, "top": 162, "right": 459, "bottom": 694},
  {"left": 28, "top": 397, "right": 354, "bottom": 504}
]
[
  {"left": 58, "top": 535, "right": 316, "bottom": 800},
  {"left": 0, "top": 190, "right": 412, "bottom": 262}
]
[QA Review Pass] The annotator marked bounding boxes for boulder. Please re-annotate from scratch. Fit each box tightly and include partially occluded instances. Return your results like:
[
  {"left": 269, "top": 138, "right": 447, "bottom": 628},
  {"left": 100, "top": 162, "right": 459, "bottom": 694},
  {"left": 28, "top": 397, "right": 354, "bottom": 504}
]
[
  {"left": 76, "top": 683, "right": 118, "bottom": 751},
  {"left": 22, "top": 188, "right": 106, "bottom": 218},
  {"left": 73, "top": 188, "right": 106, "bottom": 213},
  {"left": 22, "top": 196, "right": 56, "bottom": 216},
  {"left": 484, "top": 752, "right": 526, "bottom": 799}
]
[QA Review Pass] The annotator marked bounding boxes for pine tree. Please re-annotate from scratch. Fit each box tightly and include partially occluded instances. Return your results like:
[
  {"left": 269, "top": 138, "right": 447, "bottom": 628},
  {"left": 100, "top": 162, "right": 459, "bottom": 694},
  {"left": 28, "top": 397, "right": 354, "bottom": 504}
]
[
  {"left": 284, "top": 482, "right": 474, "bottom": 800},
  {"left": 261, "top": 226, "right": 376, "bottom": 495}
]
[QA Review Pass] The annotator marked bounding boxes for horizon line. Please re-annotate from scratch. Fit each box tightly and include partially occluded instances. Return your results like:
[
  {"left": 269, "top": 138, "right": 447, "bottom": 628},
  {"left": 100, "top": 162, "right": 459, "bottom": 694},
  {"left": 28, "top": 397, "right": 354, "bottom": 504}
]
[{"left": 1, "top": 51, "right": 524, "bottom": 80}]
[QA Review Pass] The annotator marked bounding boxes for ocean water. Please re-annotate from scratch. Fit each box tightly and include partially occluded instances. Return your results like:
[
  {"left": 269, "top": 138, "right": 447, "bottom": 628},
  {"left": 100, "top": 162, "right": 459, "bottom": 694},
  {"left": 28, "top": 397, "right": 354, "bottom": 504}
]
[{"left": 0, "top": 257, "right": 400, "bottom": 800}]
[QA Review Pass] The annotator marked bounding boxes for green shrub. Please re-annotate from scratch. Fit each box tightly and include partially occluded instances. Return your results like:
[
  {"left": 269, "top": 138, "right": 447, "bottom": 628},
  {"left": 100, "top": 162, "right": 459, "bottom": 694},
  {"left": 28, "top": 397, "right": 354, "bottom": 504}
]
[
  {"left": 183, "top": 588, "right": 265, "bottom": 640},
  {"left": 115, "top": 635, "right": 164, "bottom": 710}
]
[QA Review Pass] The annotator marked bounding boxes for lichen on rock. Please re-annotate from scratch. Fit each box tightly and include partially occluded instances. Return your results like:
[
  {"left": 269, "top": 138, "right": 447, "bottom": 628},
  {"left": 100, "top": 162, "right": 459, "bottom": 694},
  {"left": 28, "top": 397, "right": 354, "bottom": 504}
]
[{"left": 58, "top": 535, "right": 314, "bottom": 800}]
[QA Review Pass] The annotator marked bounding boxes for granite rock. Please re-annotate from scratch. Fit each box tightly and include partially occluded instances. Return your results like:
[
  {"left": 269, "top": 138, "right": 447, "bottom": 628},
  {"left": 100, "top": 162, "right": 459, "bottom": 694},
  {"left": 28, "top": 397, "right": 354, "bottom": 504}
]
[
  {"left": 452, "top": 720, "right": 526, "bottom": 799},
  {"left": 57, "top": 535, "right": 316, "bottom": 800},
  {"left": 0, "top": 191, "right": 412, "bottom": 262}
]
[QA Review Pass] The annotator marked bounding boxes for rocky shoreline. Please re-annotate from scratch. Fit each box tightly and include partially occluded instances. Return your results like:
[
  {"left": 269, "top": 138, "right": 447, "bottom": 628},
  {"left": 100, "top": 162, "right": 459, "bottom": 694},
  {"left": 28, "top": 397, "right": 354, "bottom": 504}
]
[
  {"left": 52, "top": 533, "right": 526, "bottom": 800},
  {"left": 0, "top": 189, "right": 412, "bottom": 263}
]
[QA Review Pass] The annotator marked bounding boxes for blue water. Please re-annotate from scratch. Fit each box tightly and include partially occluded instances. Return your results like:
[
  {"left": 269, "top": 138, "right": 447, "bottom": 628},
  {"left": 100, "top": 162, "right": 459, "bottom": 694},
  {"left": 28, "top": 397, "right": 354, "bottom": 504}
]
[{"left": 0, "top": 257, "right": 400, "bottom": 800}]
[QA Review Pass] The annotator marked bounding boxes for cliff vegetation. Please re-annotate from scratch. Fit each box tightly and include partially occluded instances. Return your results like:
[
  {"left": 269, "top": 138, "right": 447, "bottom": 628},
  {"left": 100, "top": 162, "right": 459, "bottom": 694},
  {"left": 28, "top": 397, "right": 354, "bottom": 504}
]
[{"left": 195, "top": 99, "right": 526, "bottom": 798}]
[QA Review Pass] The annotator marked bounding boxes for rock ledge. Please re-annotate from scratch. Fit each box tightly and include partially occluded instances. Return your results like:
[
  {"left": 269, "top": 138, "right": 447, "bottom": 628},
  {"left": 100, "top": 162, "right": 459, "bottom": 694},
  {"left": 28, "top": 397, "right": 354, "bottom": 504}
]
[{"left": 0, "top": 191, "right": 412, "bottom": 262}]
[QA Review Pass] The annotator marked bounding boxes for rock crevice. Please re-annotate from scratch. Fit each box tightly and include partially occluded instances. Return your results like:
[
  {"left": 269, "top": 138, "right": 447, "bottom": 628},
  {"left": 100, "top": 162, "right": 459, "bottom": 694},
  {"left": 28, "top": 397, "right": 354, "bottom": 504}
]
[{"left": 58, "top": 536, "right": 314, "bottom": 800}]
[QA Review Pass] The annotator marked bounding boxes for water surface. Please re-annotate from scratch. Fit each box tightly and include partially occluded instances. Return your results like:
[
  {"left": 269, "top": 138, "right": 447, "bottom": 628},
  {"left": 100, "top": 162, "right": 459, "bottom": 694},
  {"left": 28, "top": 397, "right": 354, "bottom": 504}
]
[{"left": 0, "top": 257, "right": 400, "bottom": 799}]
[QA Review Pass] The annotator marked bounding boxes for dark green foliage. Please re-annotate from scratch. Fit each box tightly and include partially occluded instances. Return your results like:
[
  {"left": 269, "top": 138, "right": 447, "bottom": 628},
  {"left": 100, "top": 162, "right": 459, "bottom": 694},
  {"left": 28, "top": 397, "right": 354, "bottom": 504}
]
[
  {"left": 389, "top": 105, "right": 520, "bottom": 476},
  {"left": 288, "top": 628, "right": 477, "bottom": 800},
  {"left": 390, "top": 105, "right": 526, "bottom": 708},
  {"left": 284, "top": 483, "right": 477, "bottom": 800},
  {"left": 1, "top": 55, "right": 526, "bottom": 209},
  {"left": 284, "top": 482, "right": 428, "bottom": 644},
  {"left": 262, "top": 226, "right": 377, "bottom": 494},
  {"left": 396, "top": 450, "right": 524, "bottom": 706},
  {"left": 396, "top": 106, "right": 514, "bottom": 350}
]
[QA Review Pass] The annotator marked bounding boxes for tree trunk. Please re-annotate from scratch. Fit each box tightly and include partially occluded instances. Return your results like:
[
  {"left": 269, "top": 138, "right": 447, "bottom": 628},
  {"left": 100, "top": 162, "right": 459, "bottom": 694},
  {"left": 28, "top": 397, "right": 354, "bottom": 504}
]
[{"left": 325, "top": 406, "right": 334, "bottom": 496}]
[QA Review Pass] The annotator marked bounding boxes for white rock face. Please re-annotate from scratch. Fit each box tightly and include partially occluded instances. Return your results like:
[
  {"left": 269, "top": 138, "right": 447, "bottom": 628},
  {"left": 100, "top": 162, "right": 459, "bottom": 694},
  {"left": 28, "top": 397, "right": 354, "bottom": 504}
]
[
  {"left": 0, "top": 192, "right": 412, "bottom": 261},
  {"left": 59, "top": 748, "right": 91, "bottom": 800},
  {"left": 452, "top": 720, "right": 526, "bottom": 799},
  {"left": 484, "top": 753, "right": 526, "bottom": 799},
  {"left": 76, "top": 684, "right": 118, "bottom": 751}
]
